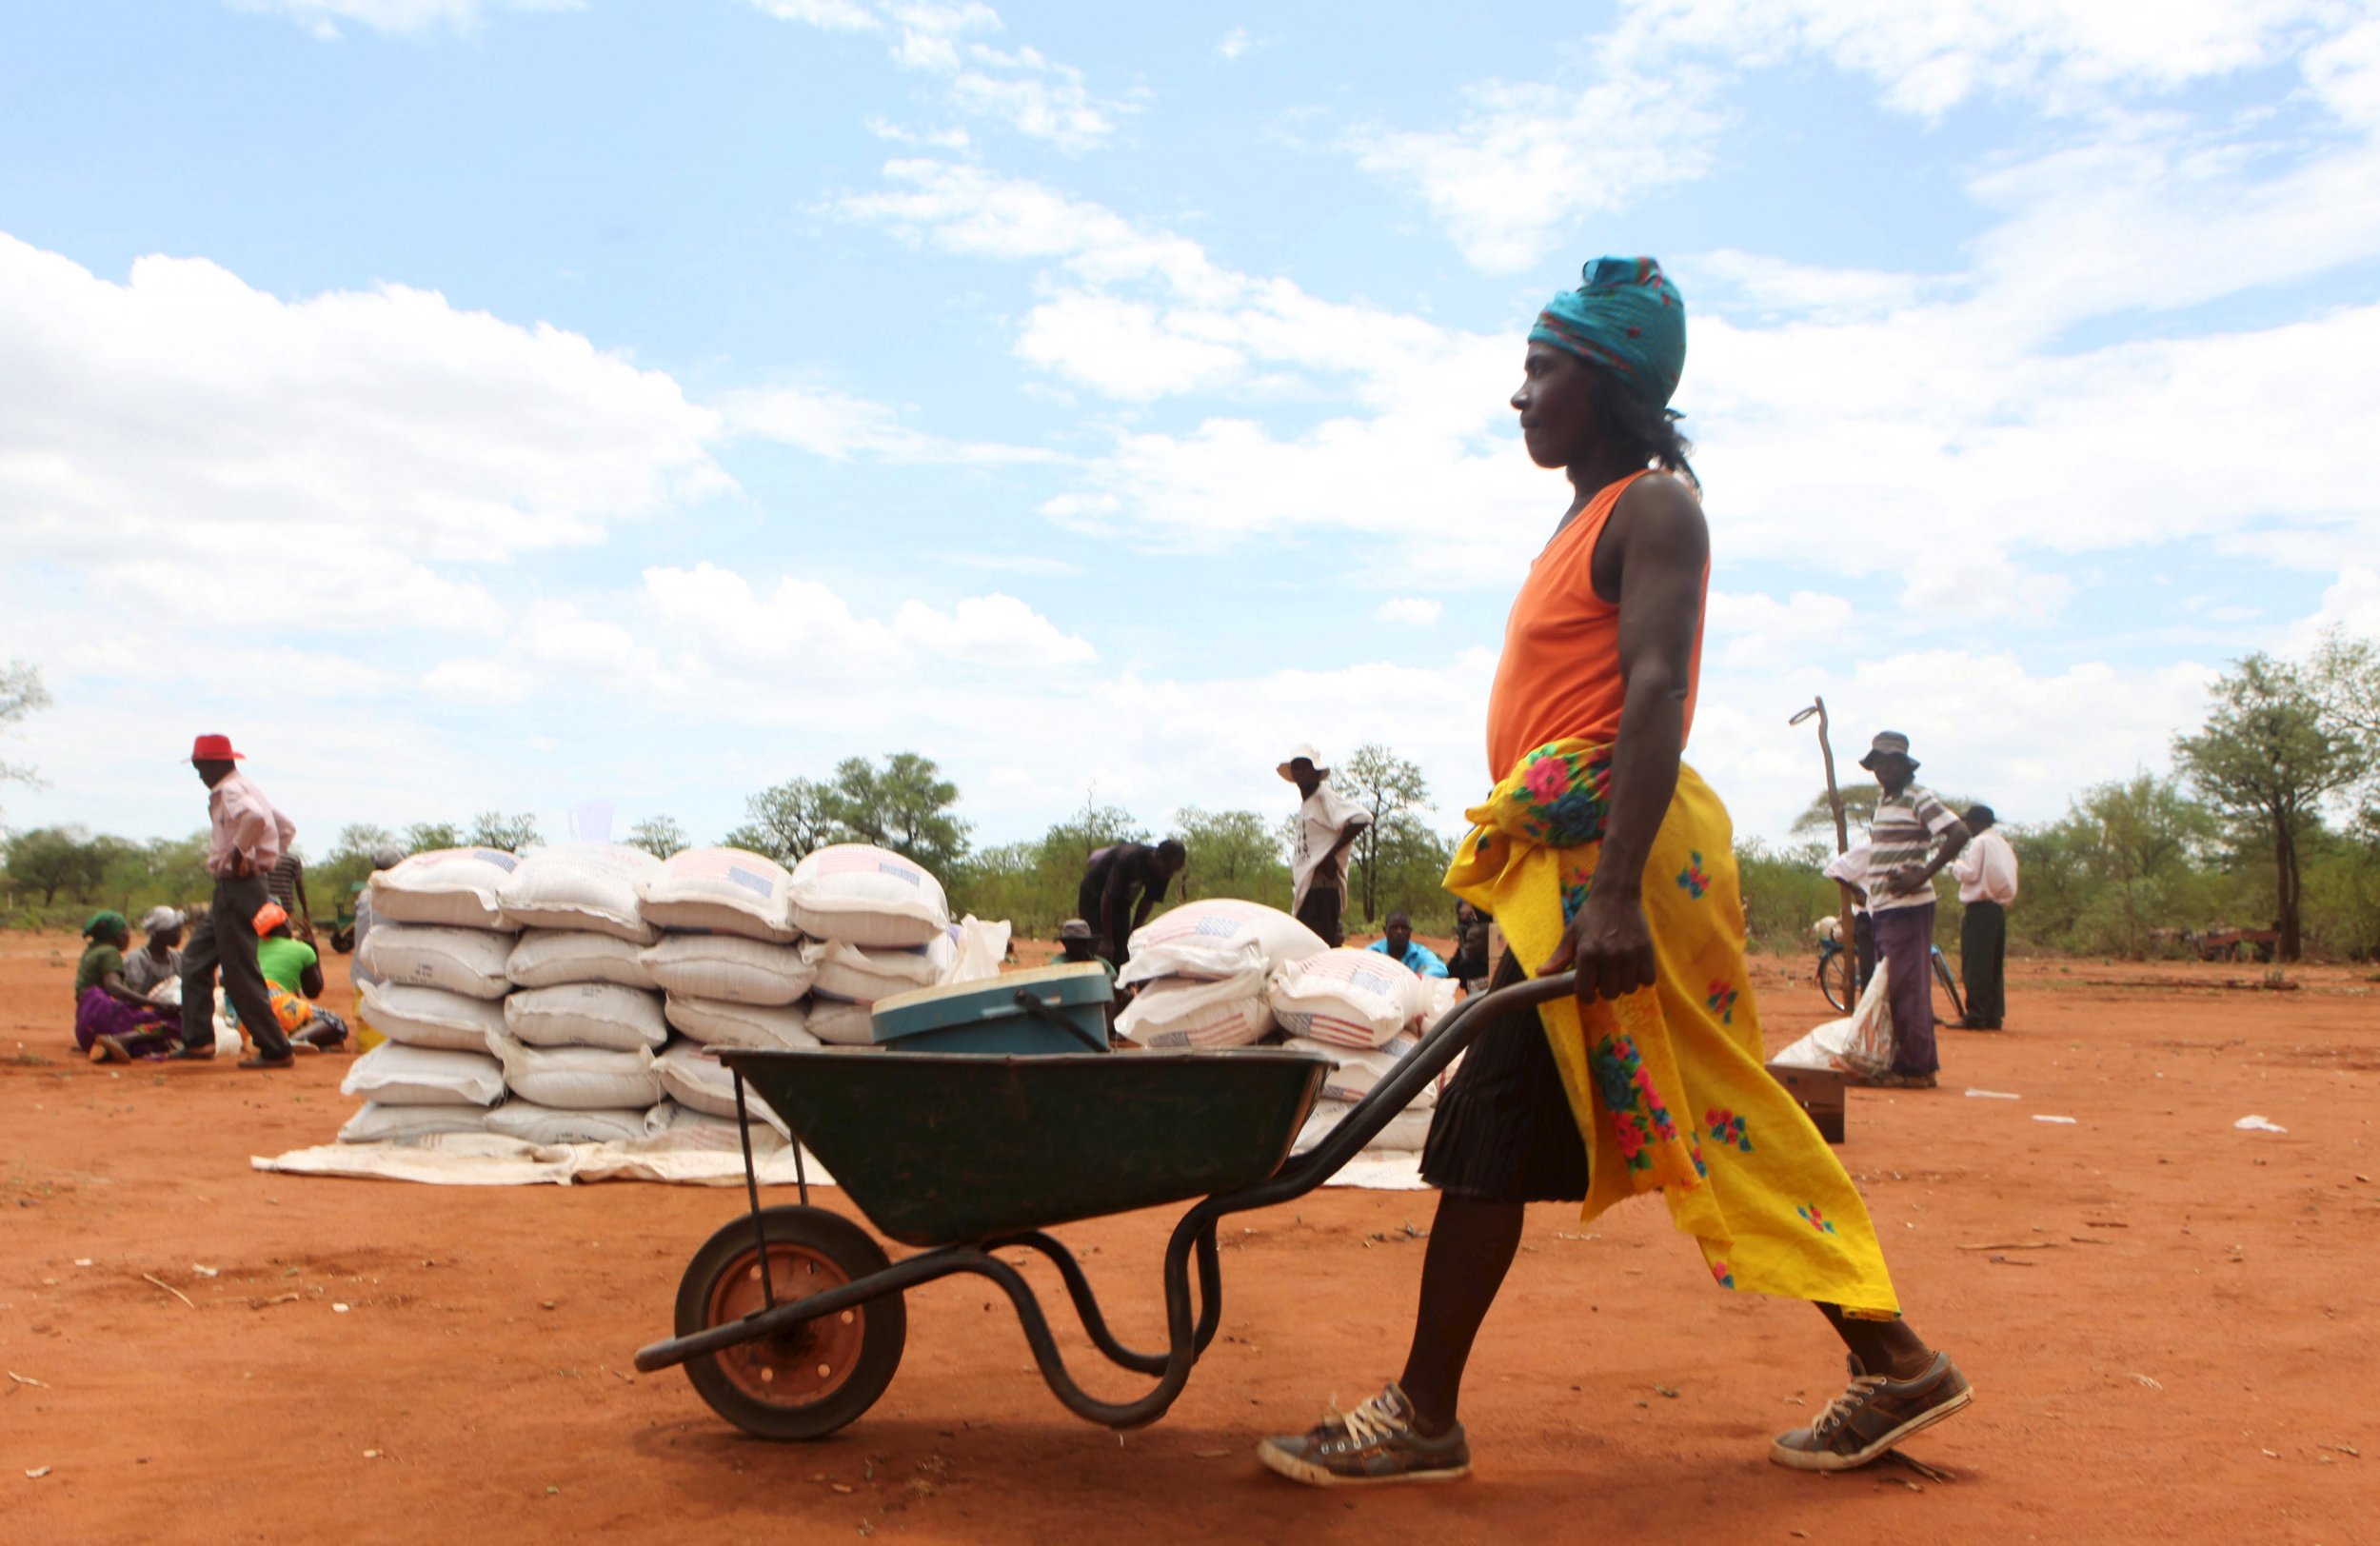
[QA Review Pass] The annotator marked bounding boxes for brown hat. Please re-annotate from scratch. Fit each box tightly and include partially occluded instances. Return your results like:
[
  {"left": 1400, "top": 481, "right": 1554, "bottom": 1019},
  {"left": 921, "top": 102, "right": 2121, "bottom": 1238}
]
[{"left": 1858, "top": 730, "right": 1918, "bottom": 770}]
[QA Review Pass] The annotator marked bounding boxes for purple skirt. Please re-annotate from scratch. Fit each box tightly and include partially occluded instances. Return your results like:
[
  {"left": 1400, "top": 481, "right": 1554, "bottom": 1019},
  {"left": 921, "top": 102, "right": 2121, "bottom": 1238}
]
[{"left": 74, "top": 986, "right": 171, "bottom": 1052}]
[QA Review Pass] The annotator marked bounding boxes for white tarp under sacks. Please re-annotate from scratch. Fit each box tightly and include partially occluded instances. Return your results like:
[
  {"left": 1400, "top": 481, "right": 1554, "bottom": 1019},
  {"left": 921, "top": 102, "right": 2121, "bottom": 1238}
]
[
  {"left": 1121, "top": 899, "right": 1326, "bottom": 985},
  {"left": 805, "top": 934, "right": 951, "bottom": 1004},
  {"left": 360, "top": 923, "right": 515, "bottom": 1001},
  {"left": 339, "top": 1102, "right": 498, "bottom": 1142},
  {"left": 494, "top": 1038, "right": 663, "bottom": 1109},
  {"left": 498, "top": 844, "right": 661, "bottom": 943},
  {"left": 787, "top": 843, "right": 950, "bottom": 948},
  {"left": 486, "top": 1100, "right": 654, "bottom": 1146},
  {"left": 654, "top": 1041, "right": 792, "bottom": 1135},
  {"left": 358, "top": 981, "right": 509, "bottom": 1054},
  {"left": 1268, "top": 948, "right": 1427, "bottom": 1049},
  {"left": 1116, "top": 971, "right": 1272, "bottom": 1048},
  {"left": 504, "top": 982, "right": 669, "bottom": 1052},
  {"left": 342, "top": 1042, "right": 506, "bottom": 1107},
  {"left": 646, "top": 1099, "right": 790, "bottom": 1153},
  {"left": 805, "top": 1000, "right": 875, "bottom": 1047},
  {"left": 664, "top": 995, "right": 819, "bottom": 1051},
  {"left": 506, "top": 929, "right": 656, "bottom": 991},
  {"left": 640, "top": 933, "right": 815, "bottom": 1006},
  {"left": 369, "top": 848, "right": 525, "bottom": 931},
  {"left": 637, "top": 848, "right": 801, "bottom": 942}
]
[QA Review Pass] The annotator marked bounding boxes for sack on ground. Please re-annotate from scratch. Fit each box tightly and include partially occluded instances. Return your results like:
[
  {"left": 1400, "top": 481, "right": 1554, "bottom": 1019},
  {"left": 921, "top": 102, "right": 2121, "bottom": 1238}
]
[
  {"left": 1283, "top": 1034, "right": 1438, "bottom": 1107},
  {"left": 636, "top": 848, "right": 800, "bottom": 942},
  {"left": 493, "top": 1037, "right": 662, "bottom": 1109},
  {"left": 664, "top": 995, "right": 820, "bottom": 1051},
  {"left": 1116, "top": 970, "right": 1272, "bottom": 1048},
  {"left": 645, "top": 1098, "right": 790, "bottom": 1152},
  {"left": 787, "top": 843, "right": 950, "bottom": 948},
  {"left": 805, "top": 934, "right": 951, "bottom": 1004},
  {"left": 1121, "top": 899, "right": 1325, "bottom": 986},
  {"left": 339, "top": 1101, "right": 500, "bottom": 1142},
  {"left": 653, "top": 1040, "right": 791, "bottom": 1135},
  {"left": 506, "top": 929, "right": 656, "bottom": 991},
  {"left": 640, "top": 933, "right": 815, "bottom": 1006},
  {"left": 341, "top": 1042, "right": 506, "bottom": 1107},
  {"left": 504, "top": 982, "right": 668, "bottom": 1053},
  {"left": 485, "top": 1100, "right": 654, "bottom": 1145},
  {"left": 497, "top": 844, "right": 661, "bottom": 943},
  {"left": 361, "top": 922, "right": 515, "bottom": 1000},
  {"left": 358, "top": 981, "right": 508, "bottom": 1054},
  {"left": 1771, "top": 1017, "right": 1859, "bottom": 1072},
  {"left": 369, "top": 848, "right": 524, "bottom": 931},
  {"left": 1267, "top": 948, "right": 1426, "bottom": 1049}
]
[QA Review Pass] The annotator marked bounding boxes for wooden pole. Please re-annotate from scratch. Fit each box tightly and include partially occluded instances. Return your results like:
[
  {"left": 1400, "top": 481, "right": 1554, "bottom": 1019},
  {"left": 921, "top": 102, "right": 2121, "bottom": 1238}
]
[{"left": 1805, "top": 697, "right": 1865, "bottom": 960}]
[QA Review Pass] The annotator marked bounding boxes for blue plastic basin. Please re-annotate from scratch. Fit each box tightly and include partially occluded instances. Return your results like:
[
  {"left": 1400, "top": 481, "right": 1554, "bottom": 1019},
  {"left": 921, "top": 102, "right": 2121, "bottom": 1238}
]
[{"left": 866, "top": 962, "right": 1111, "bottom": 1055}]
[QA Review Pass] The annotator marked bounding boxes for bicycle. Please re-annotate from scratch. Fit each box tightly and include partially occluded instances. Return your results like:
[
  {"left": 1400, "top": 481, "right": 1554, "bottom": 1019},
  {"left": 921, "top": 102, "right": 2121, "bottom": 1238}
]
[{"left": 1815, "top": 923, "right": 1965, "bottom": 1024}]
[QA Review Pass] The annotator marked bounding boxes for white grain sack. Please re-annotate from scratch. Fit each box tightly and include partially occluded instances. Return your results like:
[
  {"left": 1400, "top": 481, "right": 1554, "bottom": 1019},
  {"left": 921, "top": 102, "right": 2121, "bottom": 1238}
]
[
  {"left": 359, "top": 922, "right": 515, "bottom": 1001},
  {"left": 503, "top": 982, "right": 669, "bottom": 1052},
  {"left": 646, "top": 1100, "right": 790, "bottom": 1153},
  {"left": 341, "top": 1042, "right": 506, "bottom": 1107},
  {"left": 338, "top": 1101, "right": 499, "bottom": 1142},
  {"left": 494, "top": 1038, "right": 663, "bottom": 1109},
  {"left": 1266, "top": 948, "right": 1427, "bottom": 1049},
  {"left": 498, "top": 843, "right": 662, "bottom": 943},
  {"left": 640, "top": 932, "right": 815, "bottom": 1006},
  {"left": 1116, "top": 970, "right": 1273, "bottom": 1048},
  {"left": 805, "top": 998, "right": 877, "bottom": 1047},
  {"left": 664, "top": 994, "right": 819, "bottom": 1051},
  {"left": 369, "top": 848, "right": 524, "bottom": 931},
  {"left": 786, "top": 843, "right": 949, "bottom": 948},
  {"left": 804, "top": 933, "right": 951, "bottom": 1004},
  {"left": 485, "top": 1101, "right": 654, "bottom": 1145},
  {"left": 636, "top": 847, "right": 800, "bottom": 942},
  {"left": 653, "top": 1040, "right": 791, "bottom": 1135},
  {"left": 1121, "top": 899, "right": 1325, "bottom": 985},
  {"left": 506, "top": 929, "right": 656, "bottom": 991},
  {"left": 358, "top": 981, "right": 509, "bottom": 1054}
]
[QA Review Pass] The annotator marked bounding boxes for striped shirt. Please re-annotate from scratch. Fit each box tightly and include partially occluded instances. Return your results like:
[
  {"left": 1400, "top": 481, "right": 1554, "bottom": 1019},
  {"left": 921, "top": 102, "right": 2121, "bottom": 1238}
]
[{"left": 1866, "top": 783, "right": 1959, "bottom": 913}]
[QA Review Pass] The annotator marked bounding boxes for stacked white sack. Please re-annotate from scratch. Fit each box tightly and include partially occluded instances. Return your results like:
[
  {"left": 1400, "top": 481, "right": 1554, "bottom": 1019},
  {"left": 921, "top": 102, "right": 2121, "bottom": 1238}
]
[
  {"left": 635, "top": 846, "right": 813, "bottom": 1128},
  {"left": 1278, "top": 954, "right": 1471, "bottom": 1151},
  {"left": 346, "top": 848, "right": 525, "bottom": 1140},
  {"left": 645, "top": 934, "right": 822, "bottom": 1051},
  {"left": 1117, "top": 900, "right": 1326, "bottom": 1048},
  {"left": 785, "top": 844, "right": 955, "bottom": 1045}
]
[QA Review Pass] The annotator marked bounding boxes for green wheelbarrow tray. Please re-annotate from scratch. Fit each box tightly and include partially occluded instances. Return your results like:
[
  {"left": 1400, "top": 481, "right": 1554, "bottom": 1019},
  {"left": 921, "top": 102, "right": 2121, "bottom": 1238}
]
[
  {"left": 719, "top": 1045, "right": 1335, "bottom": 1249},
  {"left": 636, "top": 971, "right": 1585, "bottom": 1440}
]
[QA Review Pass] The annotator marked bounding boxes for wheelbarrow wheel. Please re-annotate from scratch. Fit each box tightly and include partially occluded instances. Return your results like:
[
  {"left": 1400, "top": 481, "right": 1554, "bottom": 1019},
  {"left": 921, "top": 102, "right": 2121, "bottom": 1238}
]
[{"left": 675, "top": 1205, "right": 906, "bottom": 1441}]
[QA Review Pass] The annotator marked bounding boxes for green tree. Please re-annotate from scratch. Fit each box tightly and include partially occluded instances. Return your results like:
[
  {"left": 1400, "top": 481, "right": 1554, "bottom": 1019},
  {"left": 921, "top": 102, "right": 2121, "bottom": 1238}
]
[
  {"left": 466, "top": 811, "right": 543, "bottom": 853},
  {"left": 405, "top": 822, "right": 463, "bottom": 854},
  {"left": 820, "top": 753, "right": 970, "bottom": 874},
  {"left": 1172, "top": 807, "right": 1289, "bottom": 903},
  {"left": 2066, "top": 773, "right": 2217, "bottom": 957},
  {"left": 1338, "top": 744, "right": 1434, "bottom": 926},
  {"left": 0, "top": 659, "right": 48, "bottom": 820},
  {"left": 5, "top": 825, "right": 104, "bottom": 905},
  {"left": 625, "top": 815, "right": 691, "bottom": 860},
  {"left": 330, "top": 823, "right": 398, "bottom": 862},
  {"left": 724, "top": 778, "right": 841, "bottom": 865},
  {"left": 1791, "top": 785, "right": 1878, "bottom": 841},
  {"left": 2173, "top": 654, "right": 2358, "bottom": 961}
]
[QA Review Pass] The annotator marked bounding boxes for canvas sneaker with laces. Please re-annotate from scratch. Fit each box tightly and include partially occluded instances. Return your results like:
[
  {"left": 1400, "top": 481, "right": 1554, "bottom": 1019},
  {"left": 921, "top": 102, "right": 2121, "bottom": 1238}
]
[
  {"left": 1771, "top": 1352, "right": 1973, "bottom": 1471},
  {"left": 1257, "top": 1383, "right": 1471, "bottom": 1486}
]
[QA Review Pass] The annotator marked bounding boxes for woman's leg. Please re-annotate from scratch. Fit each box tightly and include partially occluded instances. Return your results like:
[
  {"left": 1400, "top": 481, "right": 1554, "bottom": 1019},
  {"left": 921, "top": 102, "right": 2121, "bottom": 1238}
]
[
  {"left": 1815, "top": 1302, "right": 1934, "bottom": 1379},
  {"left": 1396, "top": 1194, "right": 1527, "bottom": 1436}
]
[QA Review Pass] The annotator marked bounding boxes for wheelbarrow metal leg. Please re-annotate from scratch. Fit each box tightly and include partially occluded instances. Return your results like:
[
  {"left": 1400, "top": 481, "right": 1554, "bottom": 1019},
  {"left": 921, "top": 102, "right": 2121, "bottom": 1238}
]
[
  {"left": 982, "top": 1223, "right": 1222, "bottom": 1378},
  {"left": 731, "top": 1070, "right": 775, "bottom": 1310}
]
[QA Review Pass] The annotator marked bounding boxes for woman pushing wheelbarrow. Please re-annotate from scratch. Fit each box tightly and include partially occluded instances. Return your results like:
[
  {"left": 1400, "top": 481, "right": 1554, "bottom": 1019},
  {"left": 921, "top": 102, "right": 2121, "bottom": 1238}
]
[{"left": 1256, "top": 258, "right": 1973, "bottom": 1486}]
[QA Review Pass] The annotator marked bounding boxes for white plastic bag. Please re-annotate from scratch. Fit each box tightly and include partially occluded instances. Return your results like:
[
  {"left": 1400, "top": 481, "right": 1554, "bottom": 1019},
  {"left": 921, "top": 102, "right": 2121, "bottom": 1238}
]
[
  {"left": 636, "top": 848, "right": 800, "bottom": 942},
  {"left": 498, "top": 844, "right": 661, "bottom": 943},
  {"left": 1117, "top": 970, "right": 1273, "bottom": 1048},
  {"left": 503, "top": 982, "right": 669, "bottom": 1052},
  {"left": 357, "top": 981, "right": 508, "bottom": 1054},
  {"left": 1121, "top": 900, "right": 1325, "bottom": 985},
  {"left": 664, "top": 994, "right": 820, "bottom": 1051},
  {"left": 1770, "top": 1017, "right": 1859, "bottom": 1072},
  {"left": 640, "top": 933, "right": 815, "bottom": 1006},
  {"left": 1842, "top": 957, "right": 1895, "bottom": 1079},
  {"left": 946, "top": 917, "right": 1011, "bottom": 985},
  {"left": 341, "top": 1042, "right": 506, "bottom": 1107},
  {"left": 1266, "top": 948, "right": 1426, "bottom": 1049},
  {"left": 786, "top": 843, "right": 951, "bottom": 948},
  {"left": 506, "top": 929, "right": 656, "bottom": 991},
  {"left": 368, "top": 849, "right": 524, "bottom": 931},
  {"left": 360, "top": 923, "right": 515, "bottom": 1001}
]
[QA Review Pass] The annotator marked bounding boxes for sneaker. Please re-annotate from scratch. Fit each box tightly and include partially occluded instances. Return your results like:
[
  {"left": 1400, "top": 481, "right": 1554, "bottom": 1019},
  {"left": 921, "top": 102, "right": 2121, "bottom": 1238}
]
[
  {"left": 1257, "top": 1384, "right": 1470, "bottom": 1487},
  {"left": 1771, "top": 1353, "right": 1973, "bottom": 1472}
]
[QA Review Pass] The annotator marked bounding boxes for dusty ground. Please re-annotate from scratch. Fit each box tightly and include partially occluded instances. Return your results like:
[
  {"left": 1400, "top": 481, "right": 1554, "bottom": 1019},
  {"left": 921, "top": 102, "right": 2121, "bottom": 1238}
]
[{"left": 4, "top": 930, "right": 2376, "bottom": 1544}]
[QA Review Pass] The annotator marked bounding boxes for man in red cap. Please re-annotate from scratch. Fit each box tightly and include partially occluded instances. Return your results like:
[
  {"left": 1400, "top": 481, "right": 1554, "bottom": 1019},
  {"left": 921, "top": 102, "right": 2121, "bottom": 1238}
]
[{"left": 177, "top": 734, "right": 300, "bottom": 1068}]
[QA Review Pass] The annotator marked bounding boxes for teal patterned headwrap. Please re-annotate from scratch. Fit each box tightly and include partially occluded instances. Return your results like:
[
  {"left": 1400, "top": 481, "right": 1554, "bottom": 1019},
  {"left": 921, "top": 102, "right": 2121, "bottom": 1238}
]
[{"left": 1528, "top": 256, "right": 1687, "bottom": 410}]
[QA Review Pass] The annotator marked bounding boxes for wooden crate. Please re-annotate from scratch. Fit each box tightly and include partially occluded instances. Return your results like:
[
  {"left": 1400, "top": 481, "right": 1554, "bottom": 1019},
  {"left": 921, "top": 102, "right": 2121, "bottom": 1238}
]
[{"left": 1763, "top": 1063, "right": 1846, "bottom": 1144}]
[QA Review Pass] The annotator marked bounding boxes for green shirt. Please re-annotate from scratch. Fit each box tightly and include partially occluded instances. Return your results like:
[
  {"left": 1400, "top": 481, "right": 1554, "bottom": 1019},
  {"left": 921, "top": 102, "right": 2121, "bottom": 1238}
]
[
  {"left": 74, "top": 941, "right": 124, "bottom": 998},
  {"left": 256, "top": 936, "right": 319, "bottom": 997}
]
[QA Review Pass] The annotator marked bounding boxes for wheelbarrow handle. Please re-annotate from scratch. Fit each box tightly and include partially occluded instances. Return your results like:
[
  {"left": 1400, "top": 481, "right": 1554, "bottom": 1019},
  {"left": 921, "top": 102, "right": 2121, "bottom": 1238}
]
[{"left": 1259, "top": 968, "right": 1579, "bottom": 1197}]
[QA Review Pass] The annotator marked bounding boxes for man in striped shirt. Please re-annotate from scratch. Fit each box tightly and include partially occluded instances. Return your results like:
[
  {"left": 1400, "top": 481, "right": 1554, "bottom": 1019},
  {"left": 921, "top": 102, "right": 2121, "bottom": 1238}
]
[{"left": 1859, "top": 732, "right": 1968, "bottom": 1089}]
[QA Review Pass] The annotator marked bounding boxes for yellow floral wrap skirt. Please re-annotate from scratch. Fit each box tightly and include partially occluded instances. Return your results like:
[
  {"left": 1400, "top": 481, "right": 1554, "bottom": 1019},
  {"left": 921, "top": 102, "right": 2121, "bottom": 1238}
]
[{"left": 1443, "top": 738, "right": 1899, "bottom": 1317}]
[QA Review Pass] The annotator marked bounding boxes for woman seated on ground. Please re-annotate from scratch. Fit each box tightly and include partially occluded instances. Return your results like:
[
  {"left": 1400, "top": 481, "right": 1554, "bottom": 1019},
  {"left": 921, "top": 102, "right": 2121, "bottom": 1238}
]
[
  {"left": 123, "top": 906, "right": 186, "bottom": 1005},
  {"left": 74, "top": 911, "right": 181, "bottom": 1062},
  {"left": 250, "top": 902, "right": 349, "bottom": 1052}
]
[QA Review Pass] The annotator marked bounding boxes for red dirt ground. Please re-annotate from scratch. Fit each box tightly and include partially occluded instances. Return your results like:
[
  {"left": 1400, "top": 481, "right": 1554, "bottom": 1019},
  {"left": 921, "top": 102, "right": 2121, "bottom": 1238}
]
[{"left": 5, "top": 932, "right": 2376, "bottom": 1543}]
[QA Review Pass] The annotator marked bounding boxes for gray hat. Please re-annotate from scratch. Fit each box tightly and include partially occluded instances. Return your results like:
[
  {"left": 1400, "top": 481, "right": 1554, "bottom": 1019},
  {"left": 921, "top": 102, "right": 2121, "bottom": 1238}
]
[
  {"left": 141, "top": 905, "right": 184, "bottom": 934},
  {"left": 1059, "top": 919, "right": 1095, "bottom": 942},
  {"left": 1858, "top": 730, "right": 1918, "bottom": 770}
]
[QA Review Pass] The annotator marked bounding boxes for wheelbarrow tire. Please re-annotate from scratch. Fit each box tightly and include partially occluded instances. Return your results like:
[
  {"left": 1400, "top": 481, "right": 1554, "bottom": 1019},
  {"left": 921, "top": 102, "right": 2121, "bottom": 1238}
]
[{"left": 675, "top": 1205, "right": 906, "bottom": 1441}]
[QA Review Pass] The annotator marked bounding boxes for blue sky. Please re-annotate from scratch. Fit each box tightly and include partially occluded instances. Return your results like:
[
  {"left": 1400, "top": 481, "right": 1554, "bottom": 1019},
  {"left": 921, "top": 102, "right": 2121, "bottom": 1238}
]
[{"left": 4, "top": 0, "right": 2377, "bottom": 859}]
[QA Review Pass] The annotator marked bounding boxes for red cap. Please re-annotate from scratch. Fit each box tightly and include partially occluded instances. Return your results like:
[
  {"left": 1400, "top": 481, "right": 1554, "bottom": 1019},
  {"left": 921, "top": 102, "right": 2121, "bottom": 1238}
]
[{"left": 190, "top": 733, "right": 247, "bottom": 762}]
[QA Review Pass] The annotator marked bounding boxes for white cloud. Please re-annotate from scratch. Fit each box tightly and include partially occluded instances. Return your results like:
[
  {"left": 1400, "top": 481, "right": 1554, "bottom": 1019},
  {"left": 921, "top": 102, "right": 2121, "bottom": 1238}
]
[
  {"left": 1218, "top": 27, "right": 1252, "bottom": 61},
  {"left": 1377, "top": 597, "right": 1443, "bottom": 626},
  {"left": 231, "top": 0, "right": 580, "bottom": 40},
  {"left": 721, "top": 381, "right": 1056, "bottom": 464},
  {"left": 0, "top": 233, "right": 725, "bottom": 635}
]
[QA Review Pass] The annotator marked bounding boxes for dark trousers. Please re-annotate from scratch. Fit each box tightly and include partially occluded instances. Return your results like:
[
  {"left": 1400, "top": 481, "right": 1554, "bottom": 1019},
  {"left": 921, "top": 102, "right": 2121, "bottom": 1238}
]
[
  {"left": 1960, "top": 900, "right": 2007, "bottom": 1028},
  {"left": 179, "top": 872, "right": 292, "bottom": 1059},
  {"left": 1872, "top": 902, "right": 1937, "bottom": 1077},
  {"left": 1294, "top": 884, "right": 1345, "bottom": 948}
]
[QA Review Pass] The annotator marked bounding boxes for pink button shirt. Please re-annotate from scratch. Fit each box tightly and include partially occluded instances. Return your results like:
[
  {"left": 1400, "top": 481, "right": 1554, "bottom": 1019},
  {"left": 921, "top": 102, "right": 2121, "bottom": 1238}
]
[{"left": 207, "top": 772, "right": 296, "bottom": 879}]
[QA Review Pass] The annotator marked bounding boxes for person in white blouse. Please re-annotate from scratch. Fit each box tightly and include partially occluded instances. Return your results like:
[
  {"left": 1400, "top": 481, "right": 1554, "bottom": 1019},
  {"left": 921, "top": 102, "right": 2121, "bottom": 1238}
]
[{"left": 1948, "top": 804, "right": 2018, "bottom": 1030}]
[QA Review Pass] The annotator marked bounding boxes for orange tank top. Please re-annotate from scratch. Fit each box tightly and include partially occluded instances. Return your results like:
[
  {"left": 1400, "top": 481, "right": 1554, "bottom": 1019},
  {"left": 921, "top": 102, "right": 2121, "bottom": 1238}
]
[{"left": 1483, "top": 469, "right": 1709, "bottom": 778}]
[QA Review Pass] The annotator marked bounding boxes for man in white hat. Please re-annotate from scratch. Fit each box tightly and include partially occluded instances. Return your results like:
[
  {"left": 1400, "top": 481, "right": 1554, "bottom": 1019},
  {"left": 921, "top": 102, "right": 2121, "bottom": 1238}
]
[{"left": 1280, "top": 744, "right": 1371, "bottom": 947}]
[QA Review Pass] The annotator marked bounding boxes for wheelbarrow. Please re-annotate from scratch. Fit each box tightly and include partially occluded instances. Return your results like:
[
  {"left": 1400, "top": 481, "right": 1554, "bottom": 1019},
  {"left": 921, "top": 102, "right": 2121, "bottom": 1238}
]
[{"left": 633, "top": 970, "right": 1581, "bottom": 1439}]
